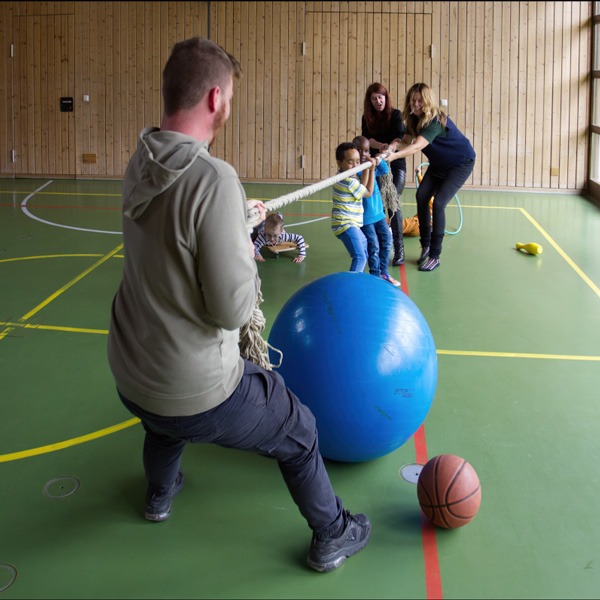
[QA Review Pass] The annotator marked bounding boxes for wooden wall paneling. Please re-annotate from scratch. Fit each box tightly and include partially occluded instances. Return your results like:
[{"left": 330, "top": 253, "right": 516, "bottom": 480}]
[
  {"left": 256, "top": 3, "right": 266, "bottom": 179},
  {"left": 77, "top": 2, "right": 89, "bottom": 176},
  {"left": 328, "top": 8, "right": 339, "bottom": 172},
  {"left": 524, "top": 2, "right": 537, "bottom": 188},
  {"left": 480, "top": 2, "right": 493, "bottom": 187},
  {"left": 428, "top": 3, "right": 439, "bottom": 102},
  {"left": 572, "top": 0, "right": 588, "bottom": 189},
  {"left": 347, "top": 12, "right": 359, "bottom": 148},
  {"left": 506, "top": 2, "right": 518, "bottom": 186},
  {"left": 415, "top": 14, "right": 428, "bottom": 88},
  {"left": 166, "top": 3, "right": 178, "bottom": 56},
  {"left": 64, "top": 9, "right": 75, "bottom": 175},
  {"left": 453, "top": 2, "right": 466, "bottom": 179},
  {"left": 124, "top": 3, "right": 137, "bottom": 170},
  {"left": 388, "top": 12, "right": 400, "bottom": 119},
  {"left": 229, "top": 0, "right": 239, "bottom": 170},
  {"left": 151, "top": 2, "right": 162, "bottom": 159},
  {"left": 463, "top": 4, "right": 475, "bottom": 185},
  {"left": 184, "top": 0, "right": 198, "bottom": 39},
  {"left": 237, "top": 1, "right": 249, "bottom": 178},
  {"left": 25, "top": 14, "right": 34, "bottom": 173},
  {"left": 560, "top": 1, "right": 572, "bottom": 189},
  {"left": 86, "top": 0, "right": 96, "bottom": 177},
  {"left": 306, "top": 11, "right": 319, "bottom": 180},
  {"left": 0, "top": 1, "right": 592, "bottom": 189},
  {"left": 93, "top": 1, "right": 104, "bottom": 177},
  {"left": 498, "top": 2, "right": 510, "bottom": 187},
  {"left": 118, "top": 2, "right": 129, "bottom": 176},
  {"left": 541, "top": 2, "right": 554, "bottom": 188},
  {"left": 231, "top": 1, "right": 242, "bottom": 176},
  {"left": 270, "top": 2, "right": 282, "bottom": 180},
  {"left": 472, "top": 3, "right": 484, "bottom": 187},
  {"left": 112, "top": 1, "right": 122, "bottom": 177},
  {"left": 340, "top": 9, "right": 350, "bottom": 143},
  {"left": 104, "top": 2, "right": 114, "bottom": 176},
  {"left": 56, "top": 7, "right": 70, "bottom": 176},
  {"left": 489, "top": 3, "right": 501, "bottom": 187},
  {"left": 247, "top": 1, "right": 257, "bottom": 180},
  {"left": 287, "top": 2, "right": 300, "bottom": 181},
  {"left": 395, "top": 11, "right": 406, "bottom": 141},
  {"left": 46, "top": 13, "right": 56, "bottom": 175},
  {"left": 550, "top": 2, "right": 563, "bottom": 189},
  {"left": 532, "top": 2, "right": 545, "bottom": 188},
  {"left": 381, "top": 5, "right": 391, "bottom": 92},
  {"left": 321, "top": 10, "right": 331, "bottom": 178},
  {"left": 0, "top": 4, "right": 11, "bottom": 175},
  {"left": 567, "top": 0, "right": 579, "bottom": 189},
  {"left": 264, "top": 3, "right": 274, "bottom": 179},
  {"left": 32, "top": 12, "right": 40, "bottom": 173},
  {"left": 211, "top": 1, "right": 226, "bottom": 164},
  {"left": 577, "top": 2, "right": 590, "bottom": 189},
  {"left": 372, "top": 13, "right": 382, "bottom": 85},
  {"left": 136, "top": 3, "right": 147, "bottom": 153}
]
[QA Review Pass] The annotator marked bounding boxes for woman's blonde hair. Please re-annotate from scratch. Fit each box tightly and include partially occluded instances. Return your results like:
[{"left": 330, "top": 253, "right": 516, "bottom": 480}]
[{"left": 402, "top": 83, "right": 447, "bottom": 137}]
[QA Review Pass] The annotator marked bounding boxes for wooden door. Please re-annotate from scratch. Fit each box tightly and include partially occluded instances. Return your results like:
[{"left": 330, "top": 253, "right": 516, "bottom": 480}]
[
  {"left": 303, "top": 10, "right": 432, "bottom": 183},
  {"left": 11, "top": 14, "right": 75, "bottom": 177}
]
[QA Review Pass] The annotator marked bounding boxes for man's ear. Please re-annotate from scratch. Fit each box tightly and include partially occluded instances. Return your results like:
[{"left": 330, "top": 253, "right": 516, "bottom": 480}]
[{"left": 207, "top": 86, "right": 220, "bottom": 113}]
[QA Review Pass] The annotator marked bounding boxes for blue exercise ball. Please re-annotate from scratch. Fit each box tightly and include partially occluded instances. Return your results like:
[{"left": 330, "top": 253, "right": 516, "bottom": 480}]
[{"left": 267, "top": 272, "right": 437, "bottom": 463}]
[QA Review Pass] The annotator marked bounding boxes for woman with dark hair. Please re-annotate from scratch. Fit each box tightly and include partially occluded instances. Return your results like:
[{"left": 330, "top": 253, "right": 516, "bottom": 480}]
[
  {"left": 384, "top": 83, "right": 475, "bottom": 271},
  {"left": 361, "top": 82, "right": 407, "bottom": 266}
]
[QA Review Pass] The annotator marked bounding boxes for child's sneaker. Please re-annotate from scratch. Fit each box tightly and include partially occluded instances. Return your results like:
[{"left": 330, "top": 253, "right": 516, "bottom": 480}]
[
  {"left": 381, "top": 273, "right": 401, "bottom": 288},
  {"left": 306, "top": 511, "right": 371, "bottom": 572}
]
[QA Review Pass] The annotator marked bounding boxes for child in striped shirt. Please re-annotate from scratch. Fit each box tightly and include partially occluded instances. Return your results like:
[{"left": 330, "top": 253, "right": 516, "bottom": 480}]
[
  {"left": 331, "top": 142, "right": 377, "bottom": 272},
  {"left": 254, "top": 212, "right": 307, "bottom": 263}
]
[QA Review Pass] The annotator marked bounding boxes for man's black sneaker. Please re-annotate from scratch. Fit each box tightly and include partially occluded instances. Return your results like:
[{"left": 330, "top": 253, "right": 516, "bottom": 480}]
[
  {"left": 145, "top": 472, "right": 185, "bottom": 522},
  {"left": 306, "top": 511, "right": 371, "bottom": 572}
]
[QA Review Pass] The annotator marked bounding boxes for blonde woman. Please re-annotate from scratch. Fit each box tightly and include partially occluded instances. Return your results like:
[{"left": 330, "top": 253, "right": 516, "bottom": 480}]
[{"left": 384, "top": 83, "right": 475, "bottom": 271}]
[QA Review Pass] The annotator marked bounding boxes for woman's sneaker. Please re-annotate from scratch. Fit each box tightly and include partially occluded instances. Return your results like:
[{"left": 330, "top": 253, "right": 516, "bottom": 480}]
[
  {"left": 418, "top": 246, "right": 430, "bottom": 265},
  {"left": 145, "top": 472, "right": 185, "bottom": 522},
  {"left": 418, "top": 257, "right": 440, "bottom": 272},
  {"left": 306, "top": 511, "right": 371, "bottom": 572}
]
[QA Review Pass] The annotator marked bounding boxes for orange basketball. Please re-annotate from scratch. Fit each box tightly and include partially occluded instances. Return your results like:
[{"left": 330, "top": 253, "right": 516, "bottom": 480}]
[{"left": 417, "top": 454, "right": 482, "bottom": 529}]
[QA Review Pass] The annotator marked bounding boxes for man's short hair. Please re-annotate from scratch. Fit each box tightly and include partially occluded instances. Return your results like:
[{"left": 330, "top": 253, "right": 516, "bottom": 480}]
[{"left": 162, "top": 37, "right": 242, "bottom": 116}]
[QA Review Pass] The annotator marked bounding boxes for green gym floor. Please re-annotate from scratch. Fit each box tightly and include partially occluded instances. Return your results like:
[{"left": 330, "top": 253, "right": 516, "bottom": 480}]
[{"left": 1, "top": 177, "right": 599, "bottom": 600}]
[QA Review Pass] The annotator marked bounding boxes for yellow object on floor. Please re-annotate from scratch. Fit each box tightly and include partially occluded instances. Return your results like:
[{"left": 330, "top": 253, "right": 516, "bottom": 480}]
[{"left": 516, "top": 242, "right": 543, "bottom": 255}]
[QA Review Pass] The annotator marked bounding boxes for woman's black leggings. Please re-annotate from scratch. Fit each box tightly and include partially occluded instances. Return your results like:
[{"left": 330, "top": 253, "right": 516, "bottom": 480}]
[{"left": 416, "top": 158, "right": 474, "bottom": 258}]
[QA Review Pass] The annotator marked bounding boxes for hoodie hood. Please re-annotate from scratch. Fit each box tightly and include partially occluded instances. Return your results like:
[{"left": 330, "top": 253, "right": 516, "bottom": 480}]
[{"left": 122, "top": 127, "right": 210, "bottom": 220}]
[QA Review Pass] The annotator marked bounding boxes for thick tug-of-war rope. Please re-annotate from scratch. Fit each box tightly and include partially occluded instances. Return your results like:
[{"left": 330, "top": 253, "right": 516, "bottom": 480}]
[
  {"left": 240, "top": 156, "right": 389, "bottom": 370},
  {"left": 246, "top": 158, "right": 385, "bottom": 230}
]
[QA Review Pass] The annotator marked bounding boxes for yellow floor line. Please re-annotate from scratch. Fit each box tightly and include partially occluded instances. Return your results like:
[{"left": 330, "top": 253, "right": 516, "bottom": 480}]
[
  {"left": 520, "top": 207, "right": 600, "bottom": 299},
  {"left": 19, "top": 244, "right": 124, "bottom": 322},
  {"left": 0, "top": 321, "right": 108, "bottom": 335},
  {"left": 0, "top": 418, "right": 140, "bottom": 463},
  {"left": 437, "top": 349, "right": 600, "bottom": 361}
]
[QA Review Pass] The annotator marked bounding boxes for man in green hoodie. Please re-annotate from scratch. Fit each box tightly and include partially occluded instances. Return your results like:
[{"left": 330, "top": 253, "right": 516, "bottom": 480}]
[{"left": 107, "top": 37, "right": 370, "bottom": 573}]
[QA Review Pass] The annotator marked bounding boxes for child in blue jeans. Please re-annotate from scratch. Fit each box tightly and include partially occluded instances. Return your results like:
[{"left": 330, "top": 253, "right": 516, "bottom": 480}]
[
  {"left": 353, "top": 136, "right": 401, "bottom": 287},
  {"left": 331, "top": 142, "right": 377, "bottom": 272}
]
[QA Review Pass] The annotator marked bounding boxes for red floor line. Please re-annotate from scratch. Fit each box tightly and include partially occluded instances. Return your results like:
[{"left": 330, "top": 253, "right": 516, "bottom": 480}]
[{"left": 397, "top": 263, "right": 443, "bottom": 600}]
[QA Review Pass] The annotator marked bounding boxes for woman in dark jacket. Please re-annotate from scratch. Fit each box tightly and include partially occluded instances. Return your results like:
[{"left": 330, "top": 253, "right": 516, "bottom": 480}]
[{"left": 361, "top": 82, "right": 407, "bottom": 266}]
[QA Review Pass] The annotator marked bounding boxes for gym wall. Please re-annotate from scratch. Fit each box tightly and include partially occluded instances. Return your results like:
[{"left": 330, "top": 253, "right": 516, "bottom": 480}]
[{"left": 0, "top": 1, "right": 591, "bottom": 191}]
